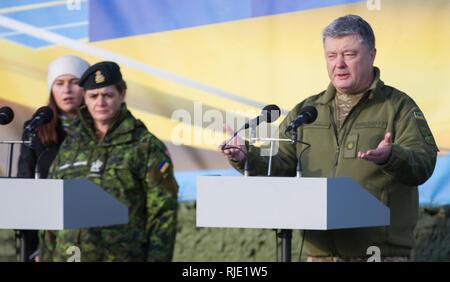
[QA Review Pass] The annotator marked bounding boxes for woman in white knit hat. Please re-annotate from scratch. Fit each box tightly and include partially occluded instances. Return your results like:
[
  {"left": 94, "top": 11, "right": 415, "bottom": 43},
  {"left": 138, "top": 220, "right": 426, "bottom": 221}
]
[{"left": 15, "top": 55, "right": 89, "bottom": 262}]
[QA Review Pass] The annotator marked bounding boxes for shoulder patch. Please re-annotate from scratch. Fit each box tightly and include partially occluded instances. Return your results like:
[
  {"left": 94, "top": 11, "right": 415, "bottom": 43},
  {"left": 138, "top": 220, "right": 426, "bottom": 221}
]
[
  {"left": 413, "top": 111, "right": 437, "bottom": 148},
  {"left": 158, "top": 160, "right": 170, "bottom": 175},
  {"left": 414, "top": 111, "right": 425, "bottom": 121}
]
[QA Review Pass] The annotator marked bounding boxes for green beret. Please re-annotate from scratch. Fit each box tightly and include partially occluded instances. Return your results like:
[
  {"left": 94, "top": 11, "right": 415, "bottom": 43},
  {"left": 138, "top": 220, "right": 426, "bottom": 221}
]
[{"left": 78, "top": 61, "right": 123, "bottom": 90}]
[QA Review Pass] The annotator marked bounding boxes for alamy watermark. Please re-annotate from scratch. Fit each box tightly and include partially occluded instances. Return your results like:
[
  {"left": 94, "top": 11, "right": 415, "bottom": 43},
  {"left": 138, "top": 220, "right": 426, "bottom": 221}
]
[
  {"left": 66, "top": 0, "right": 82, "bottom": 11},
  {"left": 170, "top": 102, "right": 282, "bottom": 156},
  {"left": 66, "top": 246, "right": 81, "bottom": 262},
  {"left": 367, "top": 0, "right": 381, "bottom": 11},
  {"left": 366, "top": 246, "right": 381, "bottom": 262}
]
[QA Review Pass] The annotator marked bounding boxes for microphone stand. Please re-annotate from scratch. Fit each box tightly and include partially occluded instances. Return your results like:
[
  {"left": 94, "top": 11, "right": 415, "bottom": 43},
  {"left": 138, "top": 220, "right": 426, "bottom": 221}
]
[
  {"left": 244, "top": 120, "right": 258, "bottom": 177},
  {"left": 290, "top": 129, "right": 303, "bottom": 178},
  {"left": 23, "top": 131, "right": 47, "bottom": 262},
  {"left": 278, "top": 128, "right": 304, "bottom": 262},
  {"left": 278, "top": 129, "right": 303, "bottom": 262},
  {"left": 0, "top": 141, "right": 31, "bottom": 178},
  {"left": 288, "top": 128, "right": 310, "bottom": 262},
  {"left": 23, "top": 147, "right": 49, "bottom": 262},
  {"left": 250, "top": 126, "right": 309, "bottom": 262},
  {"left": 249, "top": 135, "right": 294, "bottom": 262}
]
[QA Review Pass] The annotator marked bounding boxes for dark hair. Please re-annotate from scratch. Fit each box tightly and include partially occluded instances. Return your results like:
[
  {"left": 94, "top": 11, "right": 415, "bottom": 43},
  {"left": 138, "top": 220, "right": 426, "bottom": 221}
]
[
  {"left": 323, "top": 15, "right": 375, "bottom": 50},
  {"left": 36, "top": 93, "right": 60, "bottom": 145},
  {"left": 36, "top": 89, "right": 85, "bottom": 145},
  {"left": 115, "top": 79, "right": 127, "bottom": 94}
]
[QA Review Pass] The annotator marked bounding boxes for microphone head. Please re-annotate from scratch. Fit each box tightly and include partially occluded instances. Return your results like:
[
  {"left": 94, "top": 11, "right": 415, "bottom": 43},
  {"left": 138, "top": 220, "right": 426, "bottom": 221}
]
[
  {"left": 35, "top": 106, "right": 54, "bottom": 124},
  {"left": 261, "top": 104, "right": 281, "bottom": 123},
  {"left": 300, "top": 106, "right": 318, "bottom": 124},
  {"left": 0, "top": 106, "right": 14, "bottom": 125}
]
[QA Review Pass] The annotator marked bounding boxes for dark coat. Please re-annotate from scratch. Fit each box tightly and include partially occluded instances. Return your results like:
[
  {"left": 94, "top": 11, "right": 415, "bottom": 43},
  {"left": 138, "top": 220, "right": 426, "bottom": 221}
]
[
  {"left": 16, "top": 119, "right": 66, "bottom": 261},
  {"left": 17, "top": 120, "right": 66, "bottom": 179}
]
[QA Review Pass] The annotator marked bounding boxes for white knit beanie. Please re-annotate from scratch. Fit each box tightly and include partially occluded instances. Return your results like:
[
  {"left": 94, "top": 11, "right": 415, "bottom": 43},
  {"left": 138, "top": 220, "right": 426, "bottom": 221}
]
[{"left": 47, "top": 55, "right": 90, "bottom": 90}]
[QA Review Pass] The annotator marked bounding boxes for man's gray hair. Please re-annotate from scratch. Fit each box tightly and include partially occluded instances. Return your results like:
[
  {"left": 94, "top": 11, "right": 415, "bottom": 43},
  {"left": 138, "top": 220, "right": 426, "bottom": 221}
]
[{"left": 323, "top": 15, "right": 375, "bottom": 50}]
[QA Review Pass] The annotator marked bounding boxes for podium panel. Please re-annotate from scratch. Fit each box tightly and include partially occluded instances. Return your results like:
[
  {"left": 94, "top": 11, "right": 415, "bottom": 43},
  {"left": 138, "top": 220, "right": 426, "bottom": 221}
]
[
  {"left": 0, "top": 178, "right": 128, "bottom": 230},
  {"left": 197, "top": 176, "right": 389, "bottom": 230}
]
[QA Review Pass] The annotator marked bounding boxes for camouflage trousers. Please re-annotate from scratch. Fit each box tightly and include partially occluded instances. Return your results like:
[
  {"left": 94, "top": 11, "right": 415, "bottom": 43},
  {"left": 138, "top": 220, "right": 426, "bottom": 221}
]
[{"left": 307, "top": 256, "right": 409, "bottom": 262}]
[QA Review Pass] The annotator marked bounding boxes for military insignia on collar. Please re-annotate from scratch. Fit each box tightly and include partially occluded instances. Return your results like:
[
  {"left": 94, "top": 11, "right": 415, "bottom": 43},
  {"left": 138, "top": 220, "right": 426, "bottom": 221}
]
[
  {"left": 95, "top": 70, "right": 105, "bottom": 84},
  {"left": 90, "top": 160, "right": 103, "bottom": 173}
]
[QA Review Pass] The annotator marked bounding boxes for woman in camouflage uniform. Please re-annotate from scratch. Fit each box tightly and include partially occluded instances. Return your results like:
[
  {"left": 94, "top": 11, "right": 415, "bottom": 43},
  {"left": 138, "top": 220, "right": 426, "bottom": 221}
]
[{"left": 41, "top": 61, "right": 178, "bottom": 262}]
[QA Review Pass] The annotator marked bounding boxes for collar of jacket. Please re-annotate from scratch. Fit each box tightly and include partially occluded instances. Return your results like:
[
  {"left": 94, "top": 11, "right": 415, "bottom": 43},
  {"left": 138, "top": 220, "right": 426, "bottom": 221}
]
[
  {"left": 75, "top": 103, "right": 137, "bottom": 146},
  {"left": 315, "top": 67, "right": 386, "bottom": 105}
]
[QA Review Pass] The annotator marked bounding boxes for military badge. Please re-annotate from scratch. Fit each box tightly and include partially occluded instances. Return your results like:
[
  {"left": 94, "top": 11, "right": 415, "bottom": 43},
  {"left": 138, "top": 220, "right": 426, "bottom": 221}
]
[
  {"left": 90, "top": 160, "right": 103, "bottom": 173},
  {"left": 346, "top": 141, "right": 354, "bottom": 150},
  {"left": 95, "top": 70, "right": 105, "bottom": 84}
]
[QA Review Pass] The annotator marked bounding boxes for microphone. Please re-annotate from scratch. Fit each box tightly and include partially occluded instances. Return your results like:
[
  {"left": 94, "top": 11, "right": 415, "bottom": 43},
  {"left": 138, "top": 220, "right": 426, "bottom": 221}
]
[
  {"left": 0, "top": 106, "right": 14, "bottom": 125},
  {"left": 285, "top": 106, "right": 318, "bottom": 132},
  {"left": 25, "top": 106, "right": 54, "bottom": 133},
  {"left": 222, "top": 104, "right": 281, "bottom": 147},
  {"left": 243, "top": 104, "right": 281, "bottom": 129}
]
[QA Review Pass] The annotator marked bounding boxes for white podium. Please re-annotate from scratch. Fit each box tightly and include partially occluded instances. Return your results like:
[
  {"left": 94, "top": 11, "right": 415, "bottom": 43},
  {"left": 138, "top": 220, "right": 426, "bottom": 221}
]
[
  {"left": 0, "top": 178, "right": 128, "bottom": 230},
  {"left": 196, "top": 176, "right": 390, "bottom": 261}
]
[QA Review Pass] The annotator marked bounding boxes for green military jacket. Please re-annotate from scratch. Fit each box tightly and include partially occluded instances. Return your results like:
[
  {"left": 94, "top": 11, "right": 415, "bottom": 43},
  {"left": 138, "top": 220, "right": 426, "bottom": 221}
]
[
  {"left": 232, "top": 67, "right": 438, "bottom": 258},
  {"left": 42, "top": 104, "right": 178, "bottom": 262}
]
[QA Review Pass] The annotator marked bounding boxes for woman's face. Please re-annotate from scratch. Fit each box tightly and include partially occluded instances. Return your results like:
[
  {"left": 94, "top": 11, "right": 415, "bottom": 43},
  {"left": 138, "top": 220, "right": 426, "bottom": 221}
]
[
  {"left": 51, "top": 75, "right": 84, "bottom": 115},
  {"left": 84, "top": 85, "right": 125, "bottom": 125}
]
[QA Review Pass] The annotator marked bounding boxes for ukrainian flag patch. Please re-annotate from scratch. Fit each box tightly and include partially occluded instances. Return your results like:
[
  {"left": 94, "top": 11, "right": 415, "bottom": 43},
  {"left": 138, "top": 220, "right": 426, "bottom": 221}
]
[
  {"left": 158, "top": 160, "right": 170, "bottom": 174},
  {"left": 414, "top": 111, "right": 425, "bottom": 121}
]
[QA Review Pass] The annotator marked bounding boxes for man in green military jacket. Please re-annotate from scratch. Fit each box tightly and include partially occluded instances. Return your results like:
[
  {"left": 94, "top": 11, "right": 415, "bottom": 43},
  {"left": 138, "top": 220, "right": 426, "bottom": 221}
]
[
  {"left": 41, "top": 61, "right": 178, "bottom": 262},
  {"left": 221, "top": 15, "right": 438, "bottom": 261}
]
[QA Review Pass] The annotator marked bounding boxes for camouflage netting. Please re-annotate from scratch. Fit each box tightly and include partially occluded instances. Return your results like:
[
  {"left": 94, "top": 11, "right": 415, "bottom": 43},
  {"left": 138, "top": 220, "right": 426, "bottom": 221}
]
[
  {"left": 0, "top": 230, "right": 17, "bottom": 262},
  {"left": 172, "top": 202, "right": 450, "bottom": 262},
  {"left": 0, "top": 202, "right": 448, "bottom": 261},
  {"left": 173, "top": 202, "right": 303, "bottom": 262},
  {"left": 412, "top": 205, "right": 450, "bottom": 261}
]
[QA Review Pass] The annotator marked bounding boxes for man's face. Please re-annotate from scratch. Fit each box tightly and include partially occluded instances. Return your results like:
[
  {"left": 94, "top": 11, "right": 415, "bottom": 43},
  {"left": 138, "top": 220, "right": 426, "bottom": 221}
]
[
  {"left": 324, "top": 35, "right": 376, "bottom": 94},
  {"left": 84, "top": 85, "right": 125, "bottom": 124}
]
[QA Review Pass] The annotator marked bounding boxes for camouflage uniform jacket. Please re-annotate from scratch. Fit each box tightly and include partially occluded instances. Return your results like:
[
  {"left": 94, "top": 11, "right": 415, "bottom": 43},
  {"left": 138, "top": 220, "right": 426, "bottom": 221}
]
[
  {"left": 42, "top": 104, "right": 178, "bottom": 262},
  {"left": 231, "top": 67, "right": 438, "bottom": 258}
]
